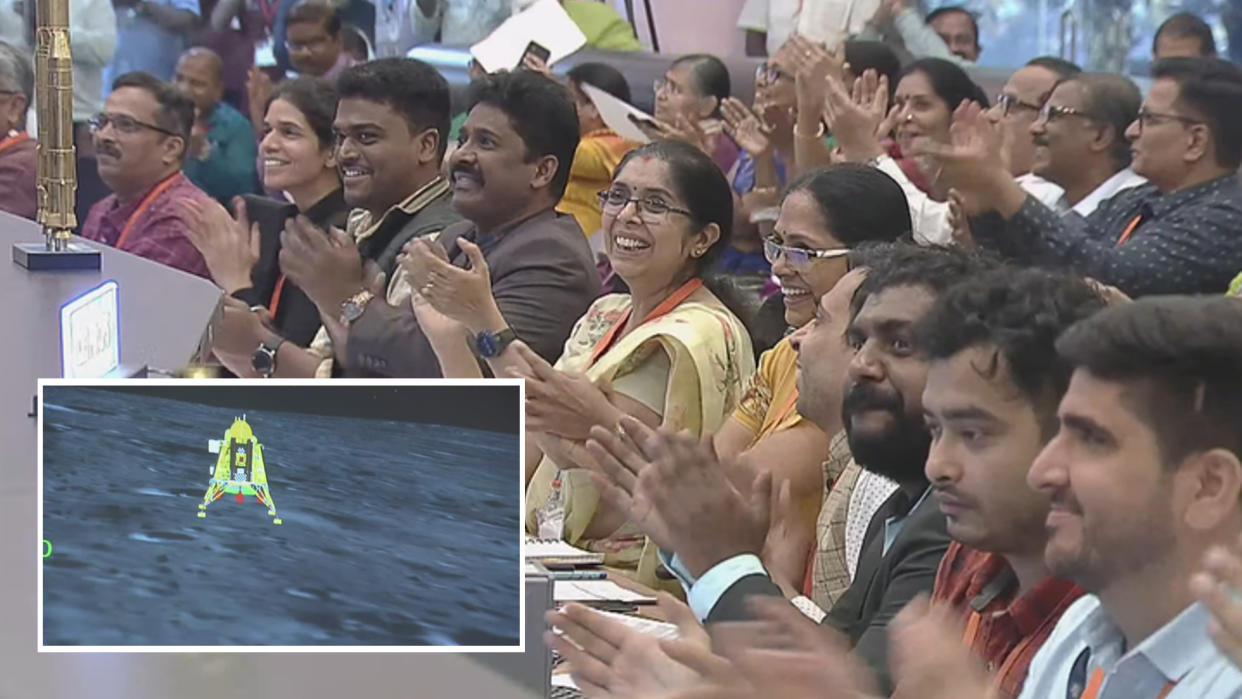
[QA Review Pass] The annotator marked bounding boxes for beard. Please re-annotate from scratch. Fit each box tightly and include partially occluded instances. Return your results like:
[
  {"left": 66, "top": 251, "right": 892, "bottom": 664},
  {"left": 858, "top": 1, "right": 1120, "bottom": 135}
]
[{"left": 841, "top": 381, "right": 931, "bottom": 484}]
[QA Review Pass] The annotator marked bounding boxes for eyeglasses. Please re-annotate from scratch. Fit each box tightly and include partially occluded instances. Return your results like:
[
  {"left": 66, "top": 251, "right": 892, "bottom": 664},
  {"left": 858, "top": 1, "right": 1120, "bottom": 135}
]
[
  {"left": 755, "top": 63, "right": 788, "bottom": 84},
  {"left": 284, "top": 36, "right": 331, "bottom": 53},
  {"left": 995, "top": 93, "right": 1043, "bottom": 117},
  {"left": 1037, "top": 103, "right": 1095, "bottom": 123},
  {"left": 763, "top": 237, "right": 850, "bottom": 269},
  {"left": 598, "top": 188, "right": 693, "bottom": 221},
  {"left": 1134, "top": 108, "right": 1203, "bottom": 132},
  {"left": 653, "top": 78, "right": 681, "bottom": 97},
  {"left": 88, "top": 112, "right": 179, "bottom": 137}
]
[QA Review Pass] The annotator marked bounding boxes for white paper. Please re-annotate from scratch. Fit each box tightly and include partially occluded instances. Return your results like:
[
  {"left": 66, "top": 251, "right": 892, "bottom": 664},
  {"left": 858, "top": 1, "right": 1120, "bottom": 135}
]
[
  {"left": 469, "top": 0, "right": 587, "bottom": 73},
  {"left": 580, "top": 83, "right": 655, "bottom": 145},
  {"left": 591, "top": 608, "right": 680, "bottom": 639},
  {"left": 554, "top": 580, "right": 656, "bottom": 603},
  {"left": 525, "top": 537, "right": 604, "bottom": 563}
]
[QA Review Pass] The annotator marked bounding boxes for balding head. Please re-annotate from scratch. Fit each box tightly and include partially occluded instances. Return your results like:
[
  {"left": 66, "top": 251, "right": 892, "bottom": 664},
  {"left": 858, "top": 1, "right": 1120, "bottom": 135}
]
[
  {"left": 0, "top": 40, "right": 32, "bottom": 132},
  {"left": 173, "top": 48, "right": 224, "bottom": 113}
]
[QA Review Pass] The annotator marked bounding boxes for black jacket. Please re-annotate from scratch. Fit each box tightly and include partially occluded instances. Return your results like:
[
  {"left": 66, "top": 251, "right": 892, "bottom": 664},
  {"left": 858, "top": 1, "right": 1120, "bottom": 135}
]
[{"left": 706, "top": 486, "right": 950, "bottom": 694}]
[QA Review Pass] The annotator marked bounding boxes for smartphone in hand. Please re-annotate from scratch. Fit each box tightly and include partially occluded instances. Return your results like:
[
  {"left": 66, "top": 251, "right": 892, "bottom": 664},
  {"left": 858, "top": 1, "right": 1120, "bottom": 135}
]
[{"left": 517, "top": 41, "right": 552, "bottom": 70}]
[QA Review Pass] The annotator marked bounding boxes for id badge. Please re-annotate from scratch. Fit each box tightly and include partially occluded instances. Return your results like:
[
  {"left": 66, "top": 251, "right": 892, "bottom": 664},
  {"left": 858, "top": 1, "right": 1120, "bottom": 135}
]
[{"left": 537, "top": 478, "right": 566, "bottom": 539}]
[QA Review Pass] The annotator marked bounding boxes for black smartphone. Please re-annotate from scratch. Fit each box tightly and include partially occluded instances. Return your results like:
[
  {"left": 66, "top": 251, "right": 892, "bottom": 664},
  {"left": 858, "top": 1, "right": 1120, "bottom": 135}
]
[
  {"left": 237, "top": 194, "right": 299, "bottom": 298},
  {"left": 237, "top": 194, "right": 298, "bottom": 234},
  {"left": 518, "top": 40, "right": 551, "bottom": 69}
]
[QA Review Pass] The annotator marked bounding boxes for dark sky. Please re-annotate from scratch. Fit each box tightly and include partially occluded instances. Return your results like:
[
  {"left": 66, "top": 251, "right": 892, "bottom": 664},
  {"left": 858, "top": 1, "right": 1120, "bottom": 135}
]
[{"left": 79, "top": 384, "right": 520, "bottom": 433}]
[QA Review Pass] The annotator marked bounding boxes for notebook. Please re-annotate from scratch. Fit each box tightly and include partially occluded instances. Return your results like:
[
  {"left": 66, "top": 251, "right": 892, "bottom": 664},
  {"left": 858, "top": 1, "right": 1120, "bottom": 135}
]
[
  {"left": 554, "top": 580, "right": 657, "bottom": 604},
  {"left": 525, "top": 537, "right": 605, "bottom": 566}
]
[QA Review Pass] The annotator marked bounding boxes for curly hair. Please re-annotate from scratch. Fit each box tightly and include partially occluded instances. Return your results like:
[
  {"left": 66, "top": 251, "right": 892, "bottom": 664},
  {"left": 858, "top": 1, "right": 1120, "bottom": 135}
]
[{"left": 915, "top": 268, "right": 1106, "bottom": 420}]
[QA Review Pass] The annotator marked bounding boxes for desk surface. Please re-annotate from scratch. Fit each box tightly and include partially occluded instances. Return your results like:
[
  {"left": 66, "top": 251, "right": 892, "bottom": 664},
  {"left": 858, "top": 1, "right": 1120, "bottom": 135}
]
[{"left": 0, "top": 213, "right": 541, "bottom": 698}]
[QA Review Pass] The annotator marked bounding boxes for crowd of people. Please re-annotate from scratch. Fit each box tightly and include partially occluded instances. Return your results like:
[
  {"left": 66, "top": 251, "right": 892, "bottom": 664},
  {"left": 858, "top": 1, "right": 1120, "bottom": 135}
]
[{"left": 5, "top": 0, "right": 1242, "bottom": 697}]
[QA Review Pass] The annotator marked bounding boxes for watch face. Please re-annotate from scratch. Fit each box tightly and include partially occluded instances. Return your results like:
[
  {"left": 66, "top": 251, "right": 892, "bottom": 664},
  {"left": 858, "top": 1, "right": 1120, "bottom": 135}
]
[
  {"left": 476, "top": 332, "right": 499, "bottom": 358},
  {"left": 251, "top": 347, "right": 274, "bottom": 373}
]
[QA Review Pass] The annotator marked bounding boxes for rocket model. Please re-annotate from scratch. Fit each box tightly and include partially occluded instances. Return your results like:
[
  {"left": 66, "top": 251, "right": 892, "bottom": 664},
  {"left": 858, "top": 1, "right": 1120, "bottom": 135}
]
[
  {"left": 35, "top": 0, "right": 78, "bottom": 247},
  {"left": 197, "top": 416, "right": 282, "bottom": 524}
]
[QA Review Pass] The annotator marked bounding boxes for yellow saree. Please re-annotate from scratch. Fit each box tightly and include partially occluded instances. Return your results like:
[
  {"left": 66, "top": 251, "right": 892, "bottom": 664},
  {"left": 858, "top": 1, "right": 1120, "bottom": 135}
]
[{"left": 525, "top": 286, "right": 755, "bottom": 589}]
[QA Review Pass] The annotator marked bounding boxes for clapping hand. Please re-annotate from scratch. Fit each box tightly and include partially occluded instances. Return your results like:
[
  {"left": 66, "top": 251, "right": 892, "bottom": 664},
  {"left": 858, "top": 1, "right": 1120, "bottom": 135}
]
[
  {"left": 721, "top": 98, "right": 773, "bottom": 156},
  {"left": 582, "top": 416, "right": 772, "bottom": 578},
  {"left": 823, "top": 69, "right": 889, "bottom": 162},
  {"left": 181, "top": 196, "right": 260, "bottom": 294},
  {"left": 546, "top": 593, "right": 710, "bottom": 698}
]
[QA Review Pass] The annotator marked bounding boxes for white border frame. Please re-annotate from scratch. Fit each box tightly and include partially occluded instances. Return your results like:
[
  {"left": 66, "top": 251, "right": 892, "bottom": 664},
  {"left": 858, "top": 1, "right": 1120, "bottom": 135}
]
[
  {"left": 38, "top": 377, "right": 526, "bottom": 654},
  {"left": 58, "top": 280, "right": 120, "bottom": 379}
]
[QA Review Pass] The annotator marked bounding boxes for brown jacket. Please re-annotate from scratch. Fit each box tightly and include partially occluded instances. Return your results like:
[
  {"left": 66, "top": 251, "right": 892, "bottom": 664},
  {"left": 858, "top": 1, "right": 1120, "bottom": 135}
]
[{"left": 345, "top": 209, "right": 600, "bottom": 377}]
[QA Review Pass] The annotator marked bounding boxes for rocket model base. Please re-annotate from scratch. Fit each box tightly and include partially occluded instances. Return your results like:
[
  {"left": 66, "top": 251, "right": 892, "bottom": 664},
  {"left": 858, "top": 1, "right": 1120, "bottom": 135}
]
[
  {"left": 198, "top": 416, "right": 282, "bottom": 524},
  {"left": 13, "top": 242, "right": 101, "bottom": 270}
]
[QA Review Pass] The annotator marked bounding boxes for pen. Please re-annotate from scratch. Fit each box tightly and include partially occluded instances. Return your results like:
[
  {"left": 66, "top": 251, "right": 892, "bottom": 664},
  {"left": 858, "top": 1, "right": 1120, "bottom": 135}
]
[{"left": 550, "top": 570, "right": 608, "bottom": 580}]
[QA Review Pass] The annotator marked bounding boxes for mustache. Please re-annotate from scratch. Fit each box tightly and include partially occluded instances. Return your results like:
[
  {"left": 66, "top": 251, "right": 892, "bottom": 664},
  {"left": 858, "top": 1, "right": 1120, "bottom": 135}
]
[
  {"left": 1049, "top": 490, "right": 1083, "bottom": 515},
  {"left": 96, "top": 141, "right": 122, "bottom": 159},
  {"left": 451, "top": 163, "right": 484, "bottom": 184},
  {"left": 842, "top": 381, "right": 903, "bottom": 416}
]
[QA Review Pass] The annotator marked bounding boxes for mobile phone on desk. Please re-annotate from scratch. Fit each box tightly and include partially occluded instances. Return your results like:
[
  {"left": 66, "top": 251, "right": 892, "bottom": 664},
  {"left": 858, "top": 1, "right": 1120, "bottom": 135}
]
[{"left": 518, "top": 41, "right": 552, "bottom": 70}]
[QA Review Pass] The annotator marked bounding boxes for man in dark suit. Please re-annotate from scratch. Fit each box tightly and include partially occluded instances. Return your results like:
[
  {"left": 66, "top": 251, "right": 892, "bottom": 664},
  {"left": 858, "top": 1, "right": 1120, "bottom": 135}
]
[
  {"left": 340, "top": 69, "right": 600, "bottom": 377},
  {"left": 575, "top": 244, "right": 993, "bottom": 693}
]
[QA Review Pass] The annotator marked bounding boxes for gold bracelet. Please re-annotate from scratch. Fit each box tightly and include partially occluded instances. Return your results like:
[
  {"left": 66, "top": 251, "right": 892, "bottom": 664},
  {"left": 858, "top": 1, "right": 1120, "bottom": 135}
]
[{"left": 794, "top": 121, "right": 826, "bottom": 140}]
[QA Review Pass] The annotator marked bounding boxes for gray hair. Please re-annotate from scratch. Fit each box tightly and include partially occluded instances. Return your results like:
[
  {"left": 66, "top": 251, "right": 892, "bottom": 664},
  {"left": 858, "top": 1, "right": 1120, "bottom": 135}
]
[{"left": 0, "top": 40, "right": 33, "bottom": 104}]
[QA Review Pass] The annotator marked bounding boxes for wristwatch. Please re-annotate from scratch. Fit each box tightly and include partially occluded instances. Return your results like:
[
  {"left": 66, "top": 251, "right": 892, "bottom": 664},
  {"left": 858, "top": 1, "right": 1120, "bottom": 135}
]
[
  {"left": 339, "top": 289, "right": 375, "bottom": 327},
  {"left": 473, "top": 328, "right": 517, "bottom": 358},
  {"left": 251, "top": 337, "right": 285, "bottom": 378}
]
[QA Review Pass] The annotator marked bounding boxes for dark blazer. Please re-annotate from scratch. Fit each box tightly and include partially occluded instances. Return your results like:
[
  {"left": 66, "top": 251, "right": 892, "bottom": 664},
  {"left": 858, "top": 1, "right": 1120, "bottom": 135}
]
[
  {"left": 345, "top": 209, "right": 601, "bottom": 377},
  {"left": 706, "top": 486, "right": 950, "bottom": 695},
  {"left": 233, "top": 189, "right": 350, "bottom": 347}
]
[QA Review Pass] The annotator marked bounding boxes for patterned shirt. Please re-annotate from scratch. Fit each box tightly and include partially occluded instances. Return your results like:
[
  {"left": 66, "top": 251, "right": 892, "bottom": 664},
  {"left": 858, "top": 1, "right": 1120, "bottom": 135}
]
[
  {"left": 808, "top": 430, "right": 859, "bottom": 609},
  {"left": 979, "top": 174, "right": 1242, "bottom": 297},
  {"left": 931, "top": 542, "right": 1085, "bottom": 699},
  {"left": 81, "top": 171, "right": 212, "bottom": 279}
]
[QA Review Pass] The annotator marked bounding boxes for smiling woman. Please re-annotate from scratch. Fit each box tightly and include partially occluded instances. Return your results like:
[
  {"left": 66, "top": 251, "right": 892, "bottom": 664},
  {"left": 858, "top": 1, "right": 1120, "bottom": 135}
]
[
  {"left": 518, "top": 140, "right": 756, "bottom": 588},
  {"left": 182, "top": 76, "right": 349, "bottom": 350},
  {"left": 412, "top": 139, "right": 756, "bottom": 589}
]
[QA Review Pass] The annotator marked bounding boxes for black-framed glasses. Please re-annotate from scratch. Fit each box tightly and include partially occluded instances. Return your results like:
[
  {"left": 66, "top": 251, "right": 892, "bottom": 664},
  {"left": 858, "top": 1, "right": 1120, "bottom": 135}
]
[
  {"left": 598, "top": 188, "right": 693, "bottom": 220},
  {"left": 995, "top": 93, "right": 1043, "bottom": 117},
  {"left": 1037, "top": 103, "right": 1095, "bottom": 123},
  {"left": 87, "top": 112, "right": 179, "bottom": 137},
  {"left": 763, "top": 237, "right": 850, "bottom": 269},
  {"left": 1134, "top": 108, "right": 1204, "bottom": 132}
]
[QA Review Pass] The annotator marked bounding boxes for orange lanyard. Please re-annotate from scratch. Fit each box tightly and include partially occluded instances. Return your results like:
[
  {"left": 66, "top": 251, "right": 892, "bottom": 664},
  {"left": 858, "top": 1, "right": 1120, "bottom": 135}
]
[
  {"left": 268, "top": 273, "right": 287, "bottom": 317},
  {"left": 0, "top": 131, "right": 29, "bottom": 155},
  {"left": 114, "top": 174, "right": 180, "bottom": 249},
  {"left": 1116, "top": 214, "right": 1143, "bottom": 246},
  {"left": 961, "top": 609, "right": 1055, "bottom": 691},
  {"left": 587, "top": 278, "right": 703, "bottom": 366},
  {"left": 1079, "top": 667, "right": 1178, "bottom": 699}
]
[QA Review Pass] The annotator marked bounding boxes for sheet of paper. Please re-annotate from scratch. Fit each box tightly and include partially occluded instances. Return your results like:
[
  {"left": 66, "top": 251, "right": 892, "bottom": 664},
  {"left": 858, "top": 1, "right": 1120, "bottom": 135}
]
[
  {"left": 592, "top": 608, "right": 679, "bottom": 639},
  {"left": 554, "top": 580, "right": 656, "bottom": 603},
  {"left": 469, "top": 0, "right": 587, "bottom": 73},
  {"left": 580, "top": 83, "right": 654, "bottom": 145},
  {"left": 525, "top": 537, "right": 604, "bottom": 563}
]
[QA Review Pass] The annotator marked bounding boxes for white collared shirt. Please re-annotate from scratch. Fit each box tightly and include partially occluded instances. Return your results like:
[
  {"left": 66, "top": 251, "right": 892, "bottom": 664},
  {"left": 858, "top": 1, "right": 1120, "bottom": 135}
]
[
  {"left": 1071, "top": 169, "right": 1148, "bottom": 218},
  {"left": 1019, "top": 597, "right": 1242, "bottom": 699}
]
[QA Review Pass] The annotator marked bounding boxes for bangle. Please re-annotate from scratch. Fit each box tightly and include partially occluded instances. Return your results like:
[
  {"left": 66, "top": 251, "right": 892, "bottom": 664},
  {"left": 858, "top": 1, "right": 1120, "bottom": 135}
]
[{"left": 794, "top": 120, "right": 826, "bottom": 140}]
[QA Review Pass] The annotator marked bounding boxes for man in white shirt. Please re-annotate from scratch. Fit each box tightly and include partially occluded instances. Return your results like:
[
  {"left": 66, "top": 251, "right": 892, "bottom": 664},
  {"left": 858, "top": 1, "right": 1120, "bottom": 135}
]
[
  {"left": 1014, "top": 296, "right": 1242, "bottom": 698},
  {"left": 0, "top": 0, "right": 116, "bottom": 124},
  {"left": 738, "top": 0, "right": 879, "bottom": 56},
  {"left": 1028, "top": 72, "right": 1147, "bottom": 218}
]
